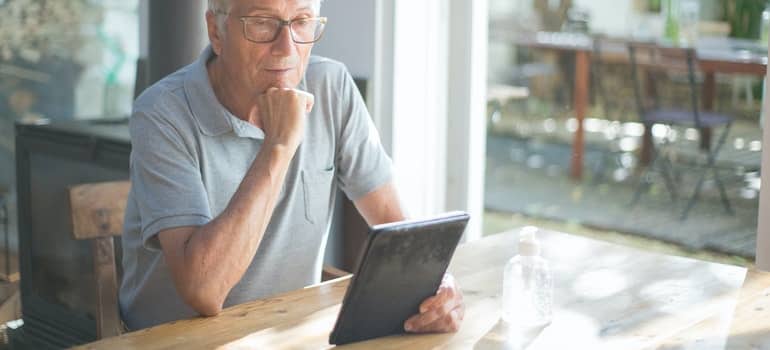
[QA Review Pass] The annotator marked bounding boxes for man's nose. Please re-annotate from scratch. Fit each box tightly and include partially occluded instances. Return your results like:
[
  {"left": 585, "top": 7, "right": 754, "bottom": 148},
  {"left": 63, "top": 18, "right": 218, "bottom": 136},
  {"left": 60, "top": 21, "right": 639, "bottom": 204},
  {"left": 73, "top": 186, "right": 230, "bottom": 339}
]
[{"left": 270, "top": 25, "right": 295, "bottom": 57}]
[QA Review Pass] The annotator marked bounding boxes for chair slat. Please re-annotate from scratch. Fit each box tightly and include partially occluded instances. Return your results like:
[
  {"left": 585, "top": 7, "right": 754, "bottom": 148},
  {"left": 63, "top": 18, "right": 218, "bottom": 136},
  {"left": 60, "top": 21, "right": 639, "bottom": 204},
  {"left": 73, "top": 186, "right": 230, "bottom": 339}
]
[{"left": 69, "top": 181, "right": 130, "bottom": 240}]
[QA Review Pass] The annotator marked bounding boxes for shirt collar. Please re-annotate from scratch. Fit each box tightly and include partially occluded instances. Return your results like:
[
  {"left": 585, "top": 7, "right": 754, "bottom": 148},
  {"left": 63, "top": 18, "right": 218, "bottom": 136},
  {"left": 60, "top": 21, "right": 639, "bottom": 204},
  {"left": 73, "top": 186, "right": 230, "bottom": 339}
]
[
  {"left": 183, "top": 45, "right": 233, "bottom": 137},
  {"left": 227, "top": 110, "right": 266, "bottom": 139}
]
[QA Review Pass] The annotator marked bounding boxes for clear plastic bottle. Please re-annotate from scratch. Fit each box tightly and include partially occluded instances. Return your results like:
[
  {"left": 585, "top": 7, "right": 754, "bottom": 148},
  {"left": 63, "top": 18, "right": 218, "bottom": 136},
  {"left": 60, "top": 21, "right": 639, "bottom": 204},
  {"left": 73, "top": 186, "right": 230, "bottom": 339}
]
[{"left": 502, "top": 227, "right": 553, "bottom": 327}]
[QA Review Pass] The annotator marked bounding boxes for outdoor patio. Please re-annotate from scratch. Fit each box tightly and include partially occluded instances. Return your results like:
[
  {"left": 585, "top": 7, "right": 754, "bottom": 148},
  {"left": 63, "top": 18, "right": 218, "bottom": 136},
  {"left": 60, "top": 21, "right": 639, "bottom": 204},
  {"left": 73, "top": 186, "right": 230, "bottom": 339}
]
[{"left": 483, "top": 94, "right": 762, "bottom": 259}]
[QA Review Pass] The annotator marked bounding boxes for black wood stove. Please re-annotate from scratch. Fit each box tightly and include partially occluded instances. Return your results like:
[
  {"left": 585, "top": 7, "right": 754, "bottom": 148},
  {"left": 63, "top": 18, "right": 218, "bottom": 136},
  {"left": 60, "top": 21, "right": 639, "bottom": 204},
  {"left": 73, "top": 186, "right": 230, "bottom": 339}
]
[{"left": 12, "top": 118, "right": 130, "bottom": 349}]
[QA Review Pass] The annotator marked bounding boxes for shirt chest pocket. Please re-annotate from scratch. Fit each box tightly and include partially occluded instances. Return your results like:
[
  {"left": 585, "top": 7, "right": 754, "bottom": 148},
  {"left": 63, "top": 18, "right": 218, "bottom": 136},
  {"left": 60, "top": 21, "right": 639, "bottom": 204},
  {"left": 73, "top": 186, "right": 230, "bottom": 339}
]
[{"left": 301, "top": 166, "right": 336, "bottom": 224}]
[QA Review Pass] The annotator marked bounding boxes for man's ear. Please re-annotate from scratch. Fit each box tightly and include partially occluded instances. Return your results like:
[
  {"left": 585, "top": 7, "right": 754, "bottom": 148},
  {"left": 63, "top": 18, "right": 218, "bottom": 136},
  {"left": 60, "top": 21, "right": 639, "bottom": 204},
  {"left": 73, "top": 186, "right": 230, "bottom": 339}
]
[{"left": 206, "top": 10, "right": 223, "bottom": 56}]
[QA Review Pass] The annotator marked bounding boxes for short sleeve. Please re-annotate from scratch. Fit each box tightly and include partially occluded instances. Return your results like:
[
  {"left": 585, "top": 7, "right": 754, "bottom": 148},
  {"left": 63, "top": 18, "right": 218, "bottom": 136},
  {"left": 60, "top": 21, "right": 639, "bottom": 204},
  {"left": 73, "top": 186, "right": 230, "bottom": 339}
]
[
  {"left": 129, "top": 111, "right": 212, "bottom": 250},
  {"left": 335, "top": 70, "right": 393, "bottom": 201}
]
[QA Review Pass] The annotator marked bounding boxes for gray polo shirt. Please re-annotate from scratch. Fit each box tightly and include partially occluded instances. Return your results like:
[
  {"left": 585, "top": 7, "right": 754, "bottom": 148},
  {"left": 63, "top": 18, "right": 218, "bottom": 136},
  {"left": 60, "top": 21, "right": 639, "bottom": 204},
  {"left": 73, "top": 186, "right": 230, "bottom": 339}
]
[{"left": 119, "top": 46, "right": 392, "bottom": 330}]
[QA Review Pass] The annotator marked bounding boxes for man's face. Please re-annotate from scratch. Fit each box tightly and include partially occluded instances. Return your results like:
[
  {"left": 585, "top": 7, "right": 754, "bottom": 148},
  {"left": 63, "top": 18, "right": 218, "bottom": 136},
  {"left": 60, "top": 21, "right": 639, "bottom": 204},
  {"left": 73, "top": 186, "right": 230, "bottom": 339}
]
[{"left": 211, "top": 0, "right": 318, "bottom": 94}]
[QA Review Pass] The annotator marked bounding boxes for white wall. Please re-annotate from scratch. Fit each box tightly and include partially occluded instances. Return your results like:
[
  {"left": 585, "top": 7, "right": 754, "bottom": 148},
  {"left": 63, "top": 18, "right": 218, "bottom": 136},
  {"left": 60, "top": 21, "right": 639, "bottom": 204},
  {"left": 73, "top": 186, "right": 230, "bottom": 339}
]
[
  {"left": 313, "top": 0, "right": 376, "bottom": 79},
  {"left": 373, "top": 0, "right": 487, "bottom": 239},
  {"left": 445, "top": 0, "right": 488, "bottom": 240},
  {"left": 388, "top": 0, "right": 449, "bottom": 219}
]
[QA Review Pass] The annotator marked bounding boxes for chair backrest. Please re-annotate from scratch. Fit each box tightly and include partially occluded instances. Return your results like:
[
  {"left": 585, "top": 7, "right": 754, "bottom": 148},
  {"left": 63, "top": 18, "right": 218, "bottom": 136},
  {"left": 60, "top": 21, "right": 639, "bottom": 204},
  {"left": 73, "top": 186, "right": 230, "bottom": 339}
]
[
  {"left": 68, "top": 180, "right": 130, "bottom": 339},
  {"left": 66, "top": 179, "right": 351, "bottom": 338},
  {"left": 591, "top": 35, "right": 630, "bottom": 121},
  {"left": 627, "top": 42, "right": 702, "bottom": 127}
]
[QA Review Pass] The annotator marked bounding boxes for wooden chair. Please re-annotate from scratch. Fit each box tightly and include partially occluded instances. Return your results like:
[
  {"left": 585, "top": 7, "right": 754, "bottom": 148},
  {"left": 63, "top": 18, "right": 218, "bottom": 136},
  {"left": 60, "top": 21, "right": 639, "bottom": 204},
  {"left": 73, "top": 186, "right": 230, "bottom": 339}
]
[
  {"left": 68, "top": 180, "right": 129, "bottom": 339},
  {"left": 68, "top": 180, "right": 350, "bottom": 339}
]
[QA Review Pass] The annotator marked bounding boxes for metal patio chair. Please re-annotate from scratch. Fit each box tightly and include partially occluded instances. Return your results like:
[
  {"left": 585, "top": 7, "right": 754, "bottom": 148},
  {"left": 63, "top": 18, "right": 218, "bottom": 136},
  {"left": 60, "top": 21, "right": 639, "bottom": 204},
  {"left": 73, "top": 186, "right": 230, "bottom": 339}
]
[{"left": 627, "top": 42, "right": 734, "bottom": 220}]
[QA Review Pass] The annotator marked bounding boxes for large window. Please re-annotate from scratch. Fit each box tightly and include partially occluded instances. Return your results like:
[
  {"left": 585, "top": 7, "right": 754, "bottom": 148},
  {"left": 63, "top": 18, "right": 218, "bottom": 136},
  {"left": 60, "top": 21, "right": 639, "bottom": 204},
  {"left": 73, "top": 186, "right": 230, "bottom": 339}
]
[
  {"left": 0, "top": 0, "right": 139, "bottom": 264},
  {"left": 485, "top": 0, "right": 765, "bottom": 265}
]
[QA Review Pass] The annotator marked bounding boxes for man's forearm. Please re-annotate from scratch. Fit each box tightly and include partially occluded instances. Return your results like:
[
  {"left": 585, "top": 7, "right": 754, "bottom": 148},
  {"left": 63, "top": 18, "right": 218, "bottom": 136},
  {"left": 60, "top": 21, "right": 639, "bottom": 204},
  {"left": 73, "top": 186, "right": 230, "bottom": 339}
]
[
  {"left": 354, "top": 181, "right": 406, "bottom": 226},
  {"left": 171, "top": 144, "right": 294, "bottom": 314}
]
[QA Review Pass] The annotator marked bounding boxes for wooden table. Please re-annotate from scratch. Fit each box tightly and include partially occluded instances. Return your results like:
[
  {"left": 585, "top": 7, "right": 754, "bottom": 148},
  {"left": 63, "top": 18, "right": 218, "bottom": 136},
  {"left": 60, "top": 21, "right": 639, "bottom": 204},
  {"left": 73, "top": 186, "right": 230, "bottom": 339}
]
[
  {"left": 501, "top": 32, "right": 768, "bottom": 180},
  {"left": 77, "top": 228, "right": 770, "bottom": 349}
]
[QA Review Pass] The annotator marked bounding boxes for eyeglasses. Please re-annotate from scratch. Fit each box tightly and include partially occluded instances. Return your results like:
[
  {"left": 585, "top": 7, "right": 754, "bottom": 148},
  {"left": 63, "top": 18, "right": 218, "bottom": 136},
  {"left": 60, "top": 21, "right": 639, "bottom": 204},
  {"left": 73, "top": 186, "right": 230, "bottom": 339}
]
[{"left": 234, "top": 15, "right": 328, "bottom": 44}]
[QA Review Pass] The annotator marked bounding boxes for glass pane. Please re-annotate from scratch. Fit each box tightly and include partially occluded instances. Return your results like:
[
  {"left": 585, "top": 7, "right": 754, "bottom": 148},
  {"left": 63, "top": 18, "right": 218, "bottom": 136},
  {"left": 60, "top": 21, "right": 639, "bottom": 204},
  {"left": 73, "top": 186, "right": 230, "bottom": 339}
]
[
  {"left": 0, "top": 0, "right": 139, "bottom": 290},
  {"left": 486, "top": 0, "right": 762, "bottom": 266},
  {"left": 28, "top": 154, "right": 127, "bottom": 319}
]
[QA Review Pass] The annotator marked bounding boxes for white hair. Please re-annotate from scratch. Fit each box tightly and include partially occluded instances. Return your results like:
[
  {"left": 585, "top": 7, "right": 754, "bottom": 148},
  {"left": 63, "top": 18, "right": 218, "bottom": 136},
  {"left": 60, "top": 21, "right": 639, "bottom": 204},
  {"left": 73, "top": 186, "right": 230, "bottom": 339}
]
[
  {"left": 209, "top": 0, "right": 323, "bottom": 34},
  {"left": 208, "top": 0, "right": 229, "bottom": 33}
]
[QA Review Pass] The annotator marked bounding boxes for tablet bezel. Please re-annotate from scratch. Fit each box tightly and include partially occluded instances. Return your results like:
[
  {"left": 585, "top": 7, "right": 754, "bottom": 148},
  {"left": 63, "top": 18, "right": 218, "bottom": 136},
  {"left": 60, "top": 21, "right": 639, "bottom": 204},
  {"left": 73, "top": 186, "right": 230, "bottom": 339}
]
[{"left": 328, "top": 211, "right": 470, "bottom": 345}]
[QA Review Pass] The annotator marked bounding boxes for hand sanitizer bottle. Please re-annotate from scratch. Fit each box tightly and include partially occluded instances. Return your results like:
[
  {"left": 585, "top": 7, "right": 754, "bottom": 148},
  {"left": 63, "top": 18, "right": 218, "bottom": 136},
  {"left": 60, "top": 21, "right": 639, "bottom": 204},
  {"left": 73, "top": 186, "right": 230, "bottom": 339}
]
[{"left": 502, "top": 227, "right": 553, "bottom": 327}]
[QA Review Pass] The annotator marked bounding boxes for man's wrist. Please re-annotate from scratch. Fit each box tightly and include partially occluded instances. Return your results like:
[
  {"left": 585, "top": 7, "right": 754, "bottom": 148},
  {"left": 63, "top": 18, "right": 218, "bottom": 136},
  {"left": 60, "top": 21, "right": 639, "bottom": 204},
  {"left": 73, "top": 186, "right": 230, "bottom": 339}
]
[
  {"left": 264, "top": 136, "right": 300, "bottom": 152},
  {"left": 262, "top": 139, "right": 292, "bottom": 154},
  {"left": 260, "top": 141, "right": 298, "bottom": 170}
]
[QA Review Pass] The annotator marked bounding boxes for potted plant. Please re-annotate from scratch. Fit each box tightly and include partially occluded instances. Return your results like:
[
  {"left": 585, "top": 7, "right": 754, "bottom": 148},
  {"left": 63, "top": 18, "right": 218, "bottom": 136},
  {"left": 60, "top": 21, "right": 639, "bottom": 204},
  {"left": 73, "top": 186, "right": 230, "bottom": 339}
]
[{"left": 723, "top": 0, "right": 765, "bottom": 39}]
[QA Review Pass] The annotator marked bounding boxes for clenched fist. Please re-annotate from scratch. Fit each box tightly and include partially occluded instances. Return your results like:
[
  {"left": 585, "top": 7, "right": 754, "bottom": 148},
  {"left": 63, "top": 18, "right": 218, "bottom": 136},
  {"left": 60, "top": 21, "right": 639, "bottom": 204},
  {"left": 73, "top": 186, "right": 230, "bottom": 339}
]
[{"left": 256, "top": 87, "right": 314, "bottom": 151}]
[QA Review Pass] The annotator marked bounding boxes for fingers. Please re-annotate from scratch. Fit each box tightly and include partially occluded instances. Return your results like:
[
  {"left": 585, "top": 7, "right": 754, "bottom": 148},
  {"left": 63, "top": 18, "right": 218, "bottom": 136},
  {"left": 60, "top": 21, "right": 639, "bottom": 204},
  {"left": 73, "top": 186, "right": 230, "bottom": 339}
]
[
  {"left": 419, "top": 285, "right": 453, "bottom": 313},
  {"left": 305, "top": 93, "right": 315, "bottom": 113},
  {"left": 405, "top": 304, "right": 464, "bottom": 333},
  {"left": 257, "top": 87, "right": 315, "bottom": 148},
  {"left": 425, "top": 306, "right": 462, "bottom": 333},
  {"left": 405, "top": 288, "right": 462, "bottom": 333},
  {"left": 292, "top": 89, "right": 314, "bottom": 113},
  {"left": 260, "top": 88, "right": 314, "bottom": 113},
  {"left": 420, "top": 274, "right": 460, "bottom": 311},
  {"left": 407, "top": 295, "right": 458, "bottom": 329},
  {"left": 405, "top": 274, "right": 464, "bottom": 334}
]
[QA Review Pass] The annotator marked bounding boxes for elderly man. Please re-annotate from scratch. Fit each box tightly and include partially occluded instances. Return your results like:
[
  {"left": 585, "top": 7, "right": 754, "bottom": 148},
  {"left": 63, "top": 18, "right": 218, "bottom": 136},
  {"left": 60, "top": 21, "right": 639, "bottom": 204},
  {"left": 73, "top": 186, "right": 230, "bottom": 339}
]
[{"left": 119, "top": 0, "right": 464, "bottom": 335}]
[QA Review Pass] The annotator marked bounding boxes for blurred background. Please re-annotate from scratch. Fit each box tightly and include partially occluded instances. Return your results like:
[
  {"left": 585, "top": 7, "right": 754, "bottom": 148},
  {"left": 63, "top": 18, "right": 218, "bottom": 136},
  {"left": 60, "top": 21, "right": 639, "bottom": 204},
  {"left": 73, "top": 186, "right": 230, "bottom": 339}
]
[
  {"left": 485, "top": 0, "right": 767, "bottom": 266},
  {"left": 0, "top": 0, "right": 139, "bottom": 256}
]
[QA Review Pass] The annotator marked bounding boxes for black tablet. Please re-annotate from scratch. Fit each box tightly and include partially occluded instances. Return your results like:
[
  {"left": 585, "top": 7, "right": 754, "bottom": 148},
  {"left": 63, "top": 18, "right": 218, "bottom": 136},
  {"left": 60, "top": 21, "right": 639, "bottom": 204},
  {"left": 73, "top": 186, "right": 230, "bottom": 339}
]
[{"left": 328, "top": 211, "right": 470, "bottom": 345}]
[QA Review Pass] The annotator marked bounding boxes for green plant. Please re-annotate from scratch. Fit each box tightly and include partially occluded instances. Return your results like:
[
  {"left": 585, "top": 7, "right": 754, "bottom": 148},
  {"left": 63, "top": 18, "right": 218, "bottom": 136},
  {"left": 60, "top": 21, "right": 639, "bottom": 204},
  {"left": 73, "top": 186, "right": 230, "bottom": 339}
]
[
  {"left": 648, "top": 0, "right": 662, "bottom": 12},
  {"left": 723, "top": 0, "right": 766, "bottom": 39}
]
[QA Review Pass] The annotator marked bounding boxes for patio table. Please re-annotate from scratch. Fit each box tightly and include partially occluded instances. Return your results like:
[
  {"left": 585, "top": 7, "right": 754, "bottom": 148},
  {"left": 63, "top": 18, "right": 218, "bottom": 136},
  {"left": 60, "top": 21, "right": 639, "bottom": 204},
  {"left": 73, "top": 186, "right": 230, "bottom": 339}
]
[
  {"left": 77, "top": 228, "right": 770, "bottom": 349},
  {"left": 501, "top": 31, "right": 768, "bottom": 180}
]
